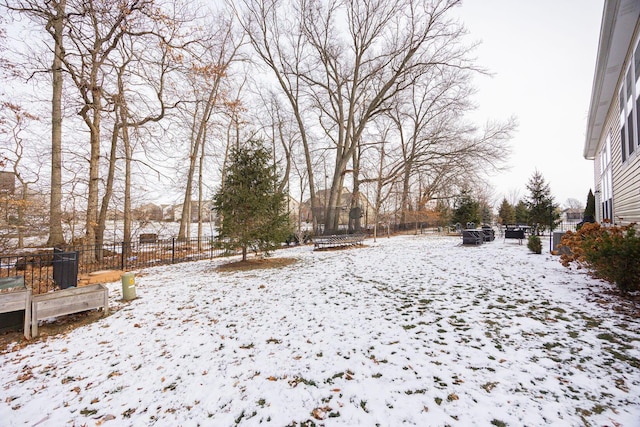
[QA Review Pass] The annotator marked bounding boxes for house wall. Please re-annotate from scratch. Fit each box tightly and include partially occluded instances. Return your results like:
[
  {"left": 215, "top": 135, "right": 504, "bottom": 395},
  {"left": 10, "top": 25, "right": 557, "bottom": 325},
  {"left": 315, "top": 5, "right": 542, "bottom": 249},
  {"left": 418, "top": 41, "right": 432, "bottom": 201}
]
[{"left": 594, "top": 16, "right": 640, "bottom": 225}]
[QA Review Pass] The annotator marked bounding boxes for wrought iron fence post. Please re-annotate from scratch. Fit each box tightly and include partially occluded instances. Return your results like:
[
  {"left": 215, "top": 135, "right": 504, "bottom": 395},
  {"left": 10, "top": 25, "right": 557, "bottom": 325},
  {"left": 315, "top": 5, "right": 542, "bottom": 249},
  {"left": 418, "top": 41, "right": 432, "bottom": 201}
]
[
  {"left": 172, "top": 237, "right": 176, "bottom": 264},
  {"left": 121, "top": 241, "right": 125, "bottom": 271}
]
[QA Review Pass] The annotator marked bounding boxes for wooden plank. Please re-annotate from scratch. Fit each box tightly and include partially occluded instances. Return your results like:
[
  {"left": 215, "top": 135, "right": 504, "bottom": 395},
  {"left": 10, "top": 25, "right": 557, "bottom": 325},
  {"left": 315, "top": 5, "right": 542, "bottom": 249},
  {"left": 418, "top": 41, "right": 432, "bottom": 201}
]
[
  {"left": 31, "top": 284, "right": 108, "bottom": 337},
  {"left": 0, "top": 287, "right": 31, "bottom": 339},
  {"left": 36, "top": 296, "right": 105, "bottom": 319},
  {"left": 0, "top": 290, "right": 30, "bottom": 313},
  {"left": 24, "top": 288, "right": 31, "bottom": 339}
]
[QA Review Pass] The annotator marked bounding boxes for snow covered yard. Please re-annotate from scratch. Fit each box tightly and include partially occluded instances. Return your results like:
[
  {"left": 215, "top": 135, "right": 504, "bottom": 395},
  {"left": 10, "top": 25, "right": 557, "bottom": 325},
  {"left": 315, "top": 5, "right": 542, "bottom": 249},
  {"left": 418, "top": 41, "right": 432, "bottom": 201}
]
[{"left": 1, "top": 234, "right": 639, "bottom": 426}]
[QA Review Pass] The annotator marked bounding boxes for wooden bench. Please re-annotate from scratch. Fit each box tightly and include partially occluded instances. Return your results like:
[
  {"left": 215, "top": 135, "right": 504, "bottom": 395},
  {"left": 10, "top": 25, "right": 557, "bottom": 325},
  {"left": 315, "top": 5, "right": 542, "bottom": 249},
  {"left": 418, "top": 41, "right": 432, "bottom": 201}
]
[
  {"left": 312, "top": 233, "right": 366, "bottom": 250},
  {"left": 0, "top": 276, "right": 31, "bottom": 339},
  {"left": 31, "top": 284, "right": 109, "bottom": 337}
]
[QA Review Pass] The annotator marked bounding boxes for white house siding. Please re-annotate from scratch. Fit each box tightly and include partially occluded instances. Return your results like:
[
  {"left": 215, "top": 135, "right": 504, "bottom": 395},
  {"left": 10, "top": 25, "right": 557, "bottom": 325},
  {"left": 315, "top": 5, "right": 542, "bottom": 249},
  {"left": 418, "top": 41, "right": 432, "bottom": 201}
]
[{"left": 586, "top": 0, "right": 640, "bottom": 225}]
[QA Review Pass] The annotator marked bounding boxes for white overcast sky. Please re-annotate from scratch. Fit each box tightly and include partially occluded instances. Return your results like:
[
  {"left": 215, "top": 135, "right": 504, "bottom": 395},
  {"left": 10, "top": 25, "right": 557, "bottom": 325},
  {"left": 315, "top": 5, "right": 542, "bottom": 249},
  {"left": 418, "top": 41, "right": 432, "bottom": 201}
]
[{"left": 454, "top": 0, "right": 604, "bottom": 207}]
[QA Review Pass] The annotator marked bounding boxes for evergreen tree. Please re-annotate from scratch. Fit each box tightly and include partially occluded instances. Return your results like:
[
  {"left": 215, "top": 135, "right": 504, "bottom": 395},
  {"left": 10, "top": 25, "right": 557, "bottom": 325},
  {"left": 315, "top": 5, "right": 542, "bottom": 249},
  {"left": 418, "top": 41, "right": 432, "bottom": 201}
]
[
  {"left": 583, "top": 189, "right": 596, "bottom": 222},
  {"left": 515, "top": 200, "right": 529, "bottom": 225},
  {"left": 498, "top": 198, "right": 515, "bottom": 224},
  {"left": 213, "top": 140, "right": 291, "bottom": 261},
  {"left": 524, "top": 170, "right": 560, "bottom": 234},
  {"left": 480, "top": 202, "right": 493, "bottom": 225},
  {"left": 451, "top": 189, "right": 480, "bottom": 227}
]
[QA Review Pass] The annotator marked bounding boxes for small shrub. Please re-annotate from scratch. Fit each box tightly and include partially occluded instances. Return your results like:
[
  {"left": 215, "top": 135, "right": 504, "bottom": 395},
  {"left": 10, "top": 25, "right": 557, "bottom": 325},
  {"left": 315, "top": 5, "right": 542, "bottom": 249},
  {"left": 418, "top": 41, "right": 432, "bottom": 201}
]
[
  {"left": 559, "top": 222, "right": 640, "bottom": 293},
  {"left": 527, "top": 234, "right": 542, "bottom": 254}
]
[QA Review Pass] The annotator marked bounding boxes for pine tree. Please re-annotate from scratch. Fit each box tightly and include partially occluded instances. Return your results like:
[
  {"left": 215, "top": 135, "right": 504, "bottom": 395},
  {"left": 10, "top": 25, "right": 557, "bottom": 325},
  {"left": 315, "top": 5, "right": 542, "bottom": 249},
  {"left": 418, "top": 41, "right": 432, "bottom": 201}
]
[
  {"left": 515, "top": 200, "right": 529, "bottom": 225},
  {"left": 583, "top": 189, "right": 596, "bottom": 222},
  {"left": 213, "top": 140, "right": 291, "bottom": 261},
  {"left": 524, "top": 170, "right": 560, "bottom": 234},
  {"left": 451, "top": 189, "right": 480, "bottom": 227},
  {"left": 498, "top": 198, "right": 515, "bottom": 225}
]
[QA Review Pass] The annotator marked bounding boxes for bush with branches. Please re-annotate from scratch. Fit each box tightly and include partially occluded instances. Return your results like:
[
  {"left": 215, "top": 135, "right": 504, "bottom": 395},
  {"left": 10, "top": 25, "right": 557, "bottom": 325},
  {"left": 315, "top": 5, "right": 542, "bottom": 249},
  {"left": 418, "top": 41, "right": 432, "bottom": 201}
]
[
  {"left": 527, "top": 234, "right": 542, "bottom": 254},
  {"left": 559, "top": 222, "right": 640, "bottom": 293}
]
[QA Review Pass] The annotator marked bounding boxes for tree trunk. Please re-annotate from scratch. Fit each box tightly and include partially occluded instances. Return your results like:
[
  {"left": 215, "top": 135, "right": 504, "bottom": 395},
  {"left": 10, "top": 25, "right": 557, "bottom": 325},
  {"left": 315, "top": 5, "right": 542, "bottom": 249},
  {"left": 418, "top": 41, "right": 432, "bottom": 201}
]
[
  {"left": 17, "top": 183, "right": 27, "bottom": 248},
  {"left": 178, "top": 85, "right": 219, "bottom": 241},
  {"left": 95, "top": 118, "right": 118, "bottom": 259},
  {"left": 84, "top": 86, "right": 102, "bottom": 251},
  {"left": 197, "top": 131, "right": 205, "bottom": 251},
  {"left": 46, "top": 0, "right": 66, "bottom": 247},
  {"left": 122, "top": 110, "right": 132, "bottom": 246}
]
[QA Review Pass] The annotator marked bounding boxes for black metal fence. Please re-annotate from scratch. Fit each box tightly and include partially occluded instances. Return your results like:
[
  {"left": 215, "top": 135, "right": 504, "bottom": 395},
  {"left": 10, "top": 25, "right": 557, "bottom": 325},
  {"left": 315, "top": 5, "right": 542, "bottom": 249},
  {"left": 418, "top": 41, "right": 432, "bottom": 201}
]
[{"left": 0, "top": 236, "right": 234, "bottom": 294}]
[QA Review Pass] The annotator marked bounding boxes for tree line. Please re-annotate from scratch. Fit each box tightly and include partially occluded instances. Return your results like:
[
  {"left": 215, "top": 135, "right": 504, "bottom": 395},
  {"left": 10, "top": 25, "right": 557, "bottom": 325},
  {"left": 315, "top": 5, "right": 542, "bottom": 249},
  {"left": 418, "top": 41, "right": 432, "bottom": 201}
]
[{"left": 0, "top": 0, "right": 515, "bottom": 252}]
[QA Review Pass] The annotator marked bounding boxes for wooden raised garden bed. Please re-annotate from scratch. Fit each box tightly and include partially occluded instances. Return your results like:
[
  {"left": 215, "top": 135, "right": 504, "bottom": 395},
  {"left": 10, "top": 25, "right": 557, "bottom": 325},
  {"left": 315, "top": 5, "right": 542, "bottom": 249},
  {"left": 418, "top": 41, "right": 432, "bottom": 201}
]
[
  {"left": 0, "top": 276, "right": 31, "bottom": 339},
  {"left": 31, "top": 283, "right": 109, "bottom": 337}
]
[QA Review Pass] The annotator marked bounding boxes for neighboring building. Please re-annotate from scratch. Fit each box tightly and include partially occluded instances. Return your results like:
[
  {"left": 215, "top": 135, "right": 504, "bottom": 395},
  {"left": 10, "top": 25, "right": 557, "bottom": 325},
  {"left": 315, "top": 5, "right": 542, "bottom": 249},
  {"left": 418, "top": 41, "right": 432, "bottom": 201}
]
[
  {"left": 133, "top": 203, "right": 163, "bottom": 221},
  {"left": 584, "top": 0, "right": 640, "bottom": 224},
  {"left": 167, "top": 200, "right": 214, "bottom": 222},
  {"left": 299, "top": 188, "right": 375, "bottom": 230},
  {"left": 561, "top": 208, "right": 584, "bottom": 229}
]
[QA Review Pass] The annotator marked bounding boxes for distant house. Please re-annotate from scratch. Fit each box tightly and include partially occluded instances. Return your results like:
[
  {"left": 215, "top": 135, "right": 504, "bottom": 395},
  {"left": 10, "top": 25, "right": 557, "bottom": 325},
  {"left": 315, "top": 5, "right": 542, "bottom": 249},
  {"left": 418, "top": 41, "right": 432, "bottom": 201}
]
[
  {"left": 168, "top": 200, "right": 214, "bottom": 222},
  {"left": 584, "top": 0, "right": 640, "bottom": 224},
  {"left": 299, "top": 188, "right": 374, "bottom": 230},
  {"left": 133, "top": 203, "right": 163, "bottom": 221},
  {"left": 561, "top": 208, "right": 583, "bottom": 227}
]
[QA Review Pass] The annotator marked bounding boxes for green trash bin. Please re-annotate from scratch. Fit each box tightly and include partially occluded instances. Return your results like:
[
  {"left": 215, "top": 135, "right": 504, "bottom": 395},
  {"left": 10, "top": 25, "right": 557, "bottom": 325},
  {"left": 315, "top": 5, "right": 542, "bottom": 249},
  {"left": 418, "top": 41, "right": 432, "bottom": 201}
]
[{"left": 121, "top": 272, "right": 136, "bottom": 300}]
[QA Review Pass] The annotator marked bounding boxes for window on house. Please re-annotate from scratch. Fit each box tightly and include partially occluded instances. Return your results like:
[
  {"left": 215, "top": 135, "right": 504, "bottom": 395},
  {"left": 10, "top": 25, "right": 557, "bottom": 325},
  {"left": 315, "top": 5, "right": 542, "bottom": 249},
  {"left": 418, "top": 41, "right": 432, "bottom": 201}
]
[
  {"left": 621, "top": 89, "right": 627, "bottom": 162},
  {"left": 629, "top": 111, "right": 635, "bottom": 154},
  {"left": 635, "top": 41, "right": 640, "bottom": 80},
  {"left": 600, "top": 133, "right": 613, "bottom": 221}
]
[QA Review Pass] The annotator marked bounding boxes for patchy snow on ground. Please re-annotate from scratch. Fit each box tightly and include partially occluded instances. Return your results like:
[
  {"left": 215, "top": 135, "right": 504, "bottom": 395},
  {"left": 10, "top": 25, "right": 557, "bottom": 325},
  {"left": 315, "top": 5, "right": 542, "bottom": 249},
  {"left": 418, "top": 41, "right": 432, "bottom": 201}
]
[{"left": 1, "top": 234, "right": 639, "bottom": 426}]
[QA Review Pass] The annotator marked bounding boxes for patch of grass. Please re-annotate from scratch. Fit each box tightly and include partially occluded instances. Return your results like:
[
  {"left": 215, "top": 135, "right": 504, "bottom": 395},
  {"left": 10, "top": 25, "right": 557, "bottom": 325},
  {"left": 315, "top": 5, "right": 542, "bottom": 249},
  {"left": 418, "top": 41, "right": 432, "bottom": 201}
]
[
  {"left": 289, "top": 376, "right": 317, "bottom": 387},
  {"left": 217, "top": 257, "right": 297, "bottom": 272},
  {"left": 434, "top": 397, "right": 443, "bottom": 405},
  {"left": 596, "top": 333, "right": 617, "bottom": 343},
  {"left": 405, "top": 389, "right": 426, "bottom": 395},
  {"left": 582, "top": 315, "right": 601, "bottom": 328},
  {"left": 80, "top": 408, "right": 98, "bottom": 416},
  {"left": 543, "top": 342, "right": 563, "bottom": 350},
  {"left": 403, "top": 324, "right": 417, "bottom": 330},
  {"left": 607, "top": 349, "right": 640, "bottom": 368},
  {"left": 490, "top": 420, "right": 507, "bottom": 427}
]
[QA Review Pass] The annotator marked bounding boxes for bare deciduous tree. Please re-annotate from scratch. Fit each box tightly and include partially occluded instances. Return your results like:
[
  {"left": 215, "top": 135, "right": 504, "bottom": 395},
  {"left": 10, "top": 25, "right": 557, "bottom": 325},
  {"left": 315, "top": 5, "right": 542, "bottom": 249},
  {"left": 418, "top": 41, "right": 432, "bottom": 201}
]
[
  {"left": 3, "top": 0, "right": 67, "bottom": 246},
  {"left": 176, "top": 13, "right": 242, "bottom": 241},
  {"left": 238, "top": 0, "right": 489, "bottom": 234}
]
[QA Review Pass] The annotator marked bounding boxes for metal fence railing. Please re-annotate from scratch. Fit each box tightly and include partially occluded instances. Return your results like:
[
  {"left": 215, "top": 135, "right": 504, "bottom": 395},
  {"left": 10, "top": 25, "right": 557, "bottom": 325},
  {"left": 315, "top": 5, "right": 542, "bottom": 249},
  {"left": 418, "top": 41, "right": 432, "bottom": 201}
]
[{"left": 0, "top": 236, "right": 235, "bottom": 295}]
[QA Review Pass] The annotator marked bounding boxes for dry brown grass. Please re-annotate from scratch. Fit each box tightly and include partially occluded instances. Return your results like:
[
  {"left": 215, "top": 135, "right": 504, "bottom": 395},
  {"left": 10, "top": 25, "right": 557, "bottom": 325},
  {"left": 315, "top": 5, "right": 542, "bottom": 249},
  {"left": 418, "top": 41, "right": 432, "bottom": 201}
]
[{"left": 216, "top": 257, "right": 298, "bottom": 272}]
